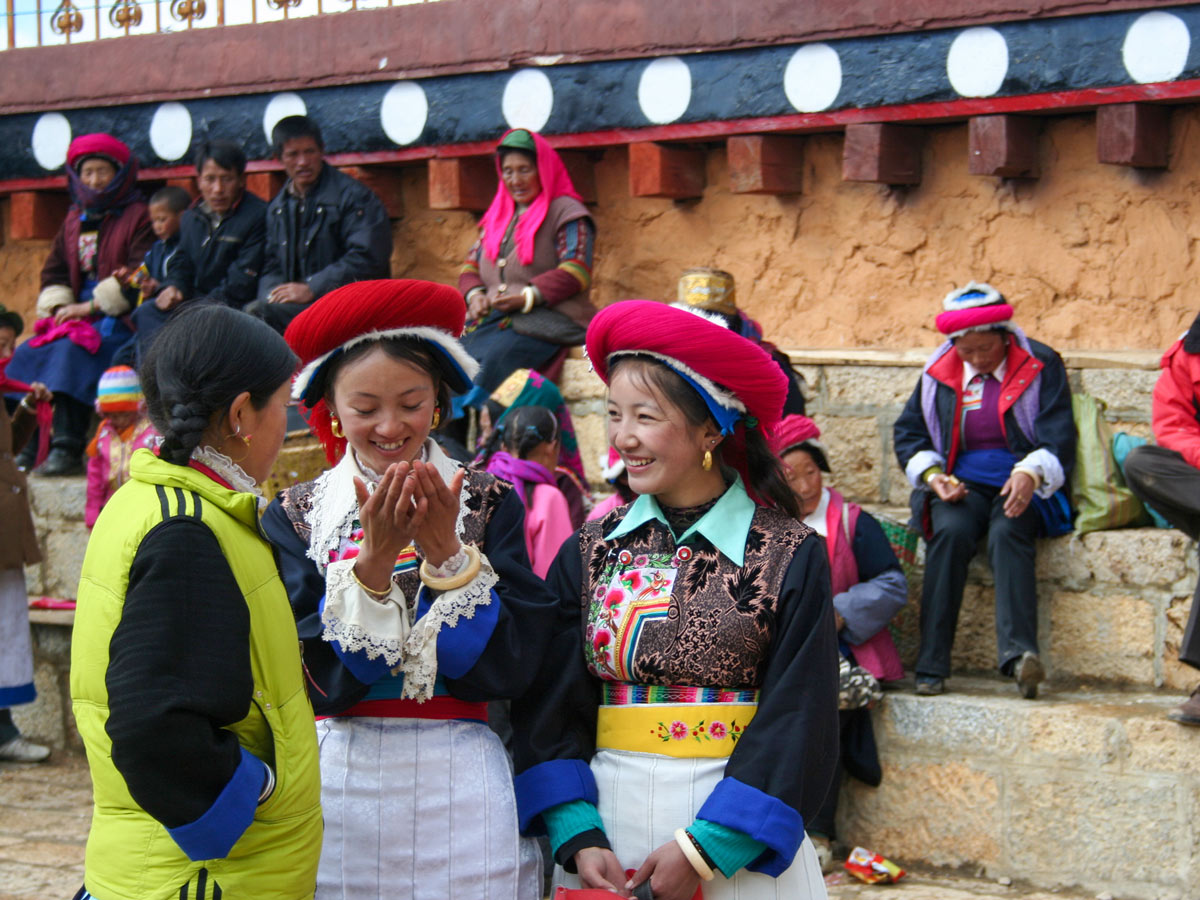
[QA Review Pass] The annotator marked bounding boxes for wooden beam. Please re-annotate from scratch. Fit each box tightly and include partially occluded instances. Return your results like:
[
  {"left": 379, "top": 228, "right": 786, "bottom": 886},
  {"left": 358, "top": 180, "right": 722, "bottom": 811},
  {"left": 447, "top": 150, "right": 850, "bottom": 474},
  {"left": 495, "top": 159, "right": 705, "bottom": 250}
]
[
  {"left": 7, "top": 191, "right": 69, "bottom": 241},
  {"left": 245, "top": 171, "right": 284, "bottom": 202},
  {"left": 841, "top": 123, "right": 922, "bottom": 185},
  {"left": 628, "top": 142, "right": 706, "bottom": 199},
  {"left": 968, "top": 115, "right": 1041, "bottom": 178},
  {"left": 428, "top": 157, "right": 496, "bottom": 211},
  {"left": 727, "top": 134, "right": 804, "bottom": 194},
  {"left": 1097, "top": 103, "right": 1169, "bottom": 169},
  {"left": 339, "top": 166, "right": 404, "bottom": 219},
  {"left": 164, "top": 177, "right": 198, "bottom": 198},
  {"left": 558, "top": 151, "right": 598, "bottom": 204}
]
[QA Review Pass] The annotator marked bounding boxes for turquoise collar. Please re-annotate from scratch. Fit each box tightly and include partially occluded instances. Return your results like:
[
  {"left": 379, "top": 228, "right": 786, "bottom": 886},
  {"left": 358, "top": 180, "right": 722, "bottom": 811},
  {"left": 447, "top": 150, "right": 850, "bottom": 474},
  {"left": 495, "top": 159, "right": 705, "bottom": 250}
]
[{"left": 603, "top": 477, "right": 756, "bottom": 566}]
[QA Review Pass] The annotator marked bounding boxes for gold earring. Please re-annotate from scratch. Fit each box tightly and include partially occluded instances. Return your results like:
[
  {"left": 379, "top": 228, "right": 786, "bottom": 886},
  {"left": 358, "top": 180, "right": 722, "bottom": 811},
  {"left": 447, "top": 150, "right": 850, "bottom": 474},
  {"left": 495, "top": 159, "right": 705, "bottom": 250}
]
[
  {"left": 331, "top": 417, "right": 344, "bottom": 439},
  {"left": 431, "top": 407, "right": 441, "bottom": 429},
  {"left": 242, "top": 433, "right": 253, "bottom": 445},
  {"left": 702, "top": 449, "right": 713, "bottom": 471}
]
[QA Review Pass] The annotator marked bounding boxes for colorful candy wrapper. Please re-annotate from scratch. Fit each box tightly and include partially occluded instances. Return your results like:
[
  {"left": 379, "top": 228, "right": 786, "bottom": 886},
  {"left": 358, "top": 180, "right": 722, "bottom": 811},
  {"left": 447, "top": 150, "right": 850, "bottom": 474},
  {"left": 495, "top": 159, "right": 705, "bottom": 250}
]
[{"left": 845, "top": 846, "right": 906, "bottom": 884}]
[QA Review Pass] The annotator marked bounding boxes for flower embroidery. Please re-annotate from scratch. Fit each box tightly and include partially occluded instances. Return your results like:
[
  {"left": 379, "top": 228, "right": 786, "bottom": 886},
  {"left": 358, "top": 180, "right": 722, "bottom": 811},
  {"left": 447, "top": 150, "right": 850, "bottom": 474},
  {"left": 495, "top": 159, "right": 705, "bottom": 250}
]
[
  {"left": 669, "top": 720, "right": 689, "bottom": 740},
  {"left": 654, "top": 717, "right": 742, "bottom": 744},
  {"left": 709, "top": 721, "right": 727, "bottom": 740},
  {"left": 634, "top": 554, "right": 649, "bottom": 568}
]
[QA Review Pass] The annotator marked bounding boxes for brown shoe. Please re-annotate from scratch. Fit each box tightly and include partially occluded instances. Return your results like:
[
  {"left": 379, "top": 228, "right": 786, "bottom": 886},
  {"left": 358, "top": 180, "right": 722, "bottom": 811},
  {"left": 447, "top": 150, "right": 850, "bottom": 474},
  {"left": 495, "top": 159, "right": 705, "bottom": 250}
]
[
  {"left": 1014, "top": 652, "right": 1044, "bottom": 699},
  {"left": 1167, "top": 686, "right": 1200, "bottom": 725}
]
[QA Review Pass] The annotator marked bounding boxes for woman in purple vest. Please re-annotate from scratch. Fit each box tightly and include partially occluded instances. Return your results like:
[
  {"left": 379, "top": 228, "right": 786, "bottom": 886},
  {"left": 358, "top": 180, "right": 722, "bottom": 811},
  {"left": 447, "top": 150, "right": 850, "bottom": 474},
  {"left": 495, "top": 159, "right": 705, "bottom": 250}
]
[
  {"left": 893, "top": 283, "right": 1075, "bottom": 700},
  {"left": 457, "top": 129, "right": 596, "bottom": 410}
]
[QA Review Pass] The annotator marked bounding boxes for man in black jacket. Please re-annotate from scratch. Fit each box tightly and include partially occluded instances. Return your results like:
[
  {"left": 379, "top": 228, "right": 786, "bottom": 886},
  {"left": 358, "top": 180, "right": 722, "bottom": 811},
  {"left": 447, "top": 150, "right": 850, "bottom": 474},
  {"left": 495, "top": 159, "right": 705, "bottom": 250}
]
[
  {"left": 246, "top": 115, "right": 392, "bottom": 332},
  {"left": 132, "top": 140, "right": 267, "bottom": 361}
]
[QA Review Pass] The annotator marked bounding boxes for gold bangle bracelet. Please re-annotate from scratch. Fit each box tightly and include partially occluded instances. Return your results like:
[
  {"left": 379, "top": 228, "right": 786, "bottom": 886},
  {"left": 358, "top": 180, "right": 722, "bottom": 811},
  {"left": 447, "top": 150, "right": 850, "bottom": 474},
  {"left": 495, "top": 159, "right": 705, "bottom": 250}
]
[
  {"left": 419, "top": 544, "right": 481, "bottom": 592},
  {"left": 350, "top": 565, "right": 393, "bottom": 601},
  {"left": 674, "top": 828, "right": 715, "bottom": 881}
]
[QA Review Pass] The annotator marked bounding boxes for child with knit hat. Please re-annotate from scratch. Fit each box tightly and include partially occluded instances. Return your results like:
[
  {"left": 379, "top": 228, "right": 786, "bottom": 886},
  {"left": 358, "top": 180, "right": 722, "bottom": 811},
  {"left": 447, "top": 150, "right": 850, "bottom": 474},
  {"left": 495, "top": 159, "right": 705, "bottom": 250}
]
[{"left": 85, "top": 365, "right": 158, "bottom": 528}]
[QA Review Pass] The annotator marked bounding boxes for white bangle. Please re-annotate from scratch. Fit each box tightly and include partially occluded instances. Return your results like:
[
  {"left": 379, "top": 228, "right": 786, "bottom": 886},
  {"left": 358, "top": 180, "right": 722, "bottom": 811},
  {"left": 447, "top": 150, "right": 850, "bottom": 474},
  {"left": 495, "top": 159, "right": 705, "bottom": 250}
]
[
  {"left": 257, "top": 763, "right": 276, "bottom": 804},
  {"left": 674, "top": 828, "right": 715, "bottom": 881},
  {"left": 521, "top": 286, "right": 536, "bottom": 314}
]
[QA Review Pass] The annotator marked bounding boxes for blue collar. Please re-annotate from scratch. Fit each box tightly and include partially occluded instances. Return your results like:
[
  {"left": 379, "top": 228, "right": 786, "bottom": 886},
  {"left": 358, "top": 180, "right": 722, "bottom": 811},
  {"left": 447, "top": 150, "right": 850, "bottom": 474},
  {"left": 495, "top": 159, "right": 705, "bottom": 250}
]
[{"left": 603, "top": 477, "right": 757, "bottom": 566}]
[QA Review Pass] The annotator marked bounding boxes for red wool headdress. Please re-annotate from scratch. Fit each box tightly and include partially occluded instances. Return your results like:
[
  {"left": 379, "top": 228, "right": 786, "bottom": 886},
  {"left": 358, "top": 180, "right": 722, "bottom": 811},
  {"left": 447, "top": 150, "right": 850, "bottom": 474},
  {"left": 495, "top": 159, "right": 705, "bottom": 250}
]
[
  {"left": 67, "top": 133, "right": 132, "bottom": 170},
  {"left": 586, "top": 299, "right": 787, "bottom": 505},
  {"left": 285, "top": 279, "right": 479, "bottom": 463}
]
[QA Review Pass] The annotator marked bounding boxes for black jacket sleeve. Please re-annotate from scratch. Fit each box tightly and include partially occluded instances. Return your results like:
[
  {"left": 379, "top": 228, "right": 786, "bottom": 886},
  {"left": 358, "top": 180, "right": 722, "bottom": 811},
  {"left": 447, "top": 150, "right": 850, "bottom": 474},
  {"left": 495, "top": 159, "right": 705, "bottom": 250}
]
[
  {"left": 893, "top": 375, "right": 936, "bottom": 473},
  {"left": 260, "top": 497, "right": 371, "bottom": 715},
  {"left": 721, "top": 535, "right": 840, "bottom": 825},
  {"left": 256, "top": 198, "right": 285, "bottom": 301},
  {"left": 304, "top": 177, "right": 392, "bottom": 300},
  {"left": 104, "top": 519, "right": 253, "bottom": 828},
  {"left": 210, "top": 198, "right": 268, "bottom": 306}
]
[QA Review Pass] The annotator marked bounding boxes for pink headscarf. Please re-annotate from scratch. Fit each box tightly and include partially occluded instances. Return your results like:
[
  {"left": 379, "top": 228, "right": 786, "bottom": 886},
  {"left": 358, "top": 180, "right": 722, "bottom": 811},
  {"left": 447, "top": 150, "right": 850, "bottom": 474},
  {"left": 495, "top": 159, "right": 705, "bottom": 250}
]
[{"left": 478, "top": 129, "right": 582, "bottom": 266}]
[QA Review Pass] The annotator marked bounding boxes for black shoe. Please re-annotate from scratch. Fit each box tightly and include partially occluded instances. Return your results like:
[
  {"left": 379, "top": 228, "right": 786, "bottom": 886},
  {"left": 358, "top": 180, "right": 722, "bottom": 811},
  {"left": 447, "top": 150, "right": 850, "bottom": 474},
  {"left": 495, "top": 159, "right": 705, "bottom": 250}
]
[
  {"left": 35, "top": 448, "right": 83, "bottom": 477},
  {"left": 914, "top": 675, "right": 945, "bottom": 696},
  {"left": 15, "top": 444, "right": 35, "bottom": 472},
  {"left": 1014, "top": 651, "right": 1045, "bottom": 699}
]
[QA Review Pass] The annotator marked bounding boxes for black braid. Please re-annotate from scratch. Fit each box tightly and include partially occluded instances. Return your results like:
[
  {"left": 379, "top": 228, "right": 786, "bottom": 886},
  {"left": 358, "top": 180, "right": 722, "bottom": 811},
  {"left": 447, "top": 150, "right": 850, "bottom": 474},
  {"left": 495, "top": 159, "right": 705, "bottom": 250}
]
[
  {"left": 502, "top": 405, "right": 558, "bottom": 459},
  {"left": 160, "top": 402, "right": 213, "bottom": 465}
]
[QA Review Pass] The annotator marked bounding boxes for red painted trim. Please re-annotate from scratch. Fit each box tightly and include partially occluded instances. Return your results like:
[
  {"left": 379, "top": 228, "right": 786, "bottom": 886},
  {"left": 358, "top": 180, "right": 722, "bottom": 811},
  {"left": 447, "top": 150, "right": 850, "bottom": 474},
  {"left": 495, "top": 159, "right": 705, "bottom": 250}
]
[{"left": 4, "top": 79, "right": 1200, "bottom": 194}]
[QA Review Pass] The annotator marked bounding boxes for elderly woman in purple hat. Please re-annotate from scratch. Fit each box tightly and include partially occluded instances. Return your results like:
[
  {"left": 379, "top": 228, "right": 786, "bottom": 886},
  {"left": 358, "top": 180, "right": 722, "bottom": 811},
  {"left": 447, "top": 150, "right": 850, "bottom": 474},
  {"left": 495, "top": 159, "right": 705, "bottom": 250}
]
[{"left": 893, "top": 283, "right": 1075, "bottom": 699}]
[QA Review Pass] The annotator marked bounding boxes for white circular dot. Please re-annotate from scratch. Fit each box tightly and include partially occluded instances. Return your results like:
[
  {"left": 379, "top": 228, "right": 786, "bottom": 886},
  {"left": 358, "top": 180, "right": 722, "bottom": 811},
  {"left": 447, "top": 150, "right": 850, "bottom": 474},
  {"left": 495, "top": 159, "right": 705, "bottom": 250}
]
[
  {"left": 32, "top": 113, "right": 71, "bottom": 171},
  {"left": 947, "top": 27, "right": 1009, "bottom": 97},
  {"left": 638, "top": 57, "right": 692, "bottom": 125},
  {"left": 501, "top": 69, "right": 554, "bottom": 132},
  {"left": 1123, "top": 11, "right": 1190, "bottom": 84},
  {"left": 262, "top": 93, "right": 307, "bottom": 143},
  {"left": 149, "top": 102, "right": 192, "bottom": 162},
  {"left": 380, "top": 81, "right": 428, "bottom": 145},
  {"left": 783, "top": 44, "right": 842, "bottom": 113}
]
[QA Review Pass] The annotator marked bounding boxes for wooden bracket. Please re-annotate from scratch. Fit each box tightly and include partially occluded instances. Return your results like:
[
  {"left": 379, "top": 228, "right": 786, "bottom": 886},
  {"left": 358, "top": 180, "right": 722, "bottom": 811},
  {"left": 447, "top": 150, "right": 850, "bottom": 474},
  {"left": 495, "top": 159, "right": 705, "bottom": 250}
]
[
  {"left": 8, "top": 191, "right": 70, "bottom": 241},
  {"left": 1097, "top": 103, "right": 1170, "bottom": 169},
  {"left": 968, "top": 115, "right": 1041, "bottom": 178},
  {"left": 628, "top": 142, "right": 706, "bottom": 199},
  {"left": 727, "top": 135, "right": 804, "bottom": 194},
  {"left": 842, "top": 123, "right": 922, "bottom": 185},
  {"left": 245, "top": 172, "right": 285, "bottom": 203},
  {"left": 428, "top": 157, "right": 496, "bottom": 211},
  {"left": 339, "top": 166, "right": 405, "bottom": 219}
]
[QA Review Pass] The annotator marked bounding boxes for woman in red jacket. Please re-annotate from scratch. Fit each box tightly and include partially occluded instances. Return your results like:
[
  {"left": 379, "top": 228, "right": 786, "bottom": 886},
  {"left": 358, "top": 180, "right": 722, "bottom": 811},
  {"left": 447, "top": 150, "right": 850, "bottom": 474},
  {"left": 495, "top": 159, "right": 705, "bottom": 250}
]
[{"left": 8, "top": 133, "right": 153, "bottom": 476}]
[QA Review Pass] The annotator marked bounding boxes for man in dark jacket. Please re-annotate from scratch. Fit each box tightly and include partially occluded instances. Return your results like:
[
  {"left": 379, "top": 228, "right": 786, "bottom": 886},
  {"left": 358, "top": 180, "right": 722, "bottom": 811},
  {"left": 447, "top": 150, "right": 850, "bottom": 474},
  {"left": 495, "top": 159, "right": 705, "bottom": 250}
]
[
  {"left": 132, "top": 140, "right": 267, "bottom": 361},
  {"left": 246, "top": 115, "right": 392, "bottom": 332}
]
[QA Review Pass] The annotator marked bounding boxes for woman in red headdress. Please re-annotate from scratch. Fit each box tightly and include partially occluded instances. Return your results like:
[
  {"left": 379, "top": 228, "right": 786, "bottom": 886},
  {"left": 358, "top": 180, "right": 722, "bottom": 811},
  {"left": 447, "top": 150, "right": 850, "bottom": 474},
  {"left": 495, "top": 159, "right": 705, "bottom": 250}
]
[
  {"left": 456, "top": 129, "right": 596, "bottom": 410},
  {"left": 261, "top": 279, "right": 556, "bottom": 899},
  {"left": 512, "top": 301, "right": 838, "bottom": 900},
  {"left": 8, "top": 133, "right": 153, "bottom": 475}
]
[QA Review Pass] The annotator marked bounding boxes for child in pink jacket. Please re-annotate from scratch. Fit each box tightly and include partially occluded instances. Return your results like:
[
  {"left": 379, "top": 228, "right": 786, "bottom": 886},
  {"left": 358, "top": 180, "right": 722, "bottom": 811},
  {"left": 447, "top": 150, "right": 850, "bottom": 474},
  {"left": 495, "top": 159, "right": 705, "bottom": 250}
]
[{"left": 85, "top": 365, "right": 158, "bottom": 528}]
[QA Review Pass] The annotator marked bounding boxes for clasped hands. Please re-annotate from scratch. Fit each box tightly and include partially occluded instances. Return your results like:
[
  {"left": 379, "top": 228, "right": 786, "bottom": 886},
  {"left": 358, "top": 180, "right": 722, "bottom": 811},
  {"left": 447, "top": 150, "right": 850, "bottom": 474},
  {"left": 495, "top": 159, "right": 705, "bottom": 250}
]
[
  {"left": 467, "top": 290, "right": 526, "bottom": 321},
  {"left": 574, "top": 842, "right": 701, "bottom": 900},
  {"left": 350, "top": 460, "right": 466, "bottom": 594}
]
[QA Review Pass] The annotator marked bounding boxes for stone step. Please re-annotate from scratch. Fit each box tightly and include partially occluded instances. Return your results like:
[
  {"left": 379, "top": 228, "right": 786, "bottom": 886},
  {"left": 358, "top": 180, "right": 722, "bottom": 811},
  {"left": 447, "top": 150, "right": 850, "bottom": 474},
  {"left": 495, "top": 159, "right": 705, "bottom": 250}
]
[{"left": 839, "top": 678, "right": 1199, "bottom": 900}]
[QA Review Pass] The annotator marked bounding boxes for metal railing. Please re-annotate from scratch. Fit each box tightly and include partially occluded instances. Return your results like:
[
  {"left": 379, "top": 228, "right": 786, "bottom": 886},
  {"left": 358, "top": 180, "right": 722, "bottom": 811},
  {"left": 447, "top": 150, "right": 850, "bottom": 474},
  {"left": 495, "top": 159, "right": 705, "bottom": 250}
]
[{"left": 2, "top": 0, "right": 445, "bottom": 48}]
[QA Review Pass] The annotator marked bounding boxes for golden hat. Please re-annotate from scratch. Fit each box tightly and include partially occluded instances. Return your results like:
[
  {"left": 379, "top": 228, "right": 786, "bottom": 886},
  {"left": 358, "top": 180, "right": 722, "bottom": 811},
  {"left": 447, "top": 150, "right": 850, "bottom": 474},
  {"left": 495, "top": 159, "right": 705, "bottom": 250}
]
[{"left": 676, "top": 267, "right": 738, "bottom": 317}]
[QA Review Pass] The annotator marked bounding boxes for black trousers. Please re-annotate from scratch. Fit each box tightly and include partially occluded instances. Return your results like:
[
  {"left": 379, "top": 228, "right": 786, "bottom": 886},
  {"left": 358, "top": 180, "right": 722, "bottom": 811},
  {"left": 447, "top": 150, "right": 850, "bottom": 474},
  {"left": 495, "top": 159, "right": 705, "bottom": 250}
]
[
  {"left": 1124, "top": 444, "right": 1200, "bottom": 668},
  {"left": 244, "top": 298, "right": 310, "bottom": 334},
  {"left": 917, "top": 481, "right": 1042, "bottom": 677}
]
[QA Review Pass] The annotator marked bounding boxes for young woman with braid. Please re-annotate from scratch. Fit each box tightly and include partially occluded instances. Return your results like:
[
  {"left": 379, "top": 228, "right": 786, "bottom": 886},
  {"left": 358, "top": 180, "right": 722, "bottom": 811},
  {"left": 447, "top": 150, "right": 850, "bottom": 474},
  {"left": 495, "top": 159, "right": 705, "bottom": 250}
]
[{"left": 69, "top": 306, "right": 322, "bottom": 900}]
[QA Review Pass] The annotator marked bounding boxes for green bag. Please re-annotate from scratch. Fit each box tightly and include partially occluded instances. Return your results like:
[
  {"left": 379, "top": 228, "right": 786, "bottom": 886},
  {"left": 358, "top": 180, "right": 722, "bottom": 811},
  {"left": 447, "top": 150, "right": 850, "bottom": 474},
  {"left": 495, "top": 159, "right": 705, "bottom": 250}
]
[{"left": 1071, "top": 393, "right": 1151, "bottom": 533}]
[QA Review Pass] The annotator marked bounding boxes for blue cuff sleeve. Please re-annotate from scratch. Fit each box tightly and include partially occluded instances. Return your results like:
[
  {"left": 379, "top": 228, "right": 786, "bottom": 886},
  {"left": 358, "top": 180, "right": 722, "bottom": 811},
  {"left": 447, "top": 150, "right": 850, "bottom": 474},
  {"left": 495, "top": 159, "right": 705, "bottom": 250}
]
[
  {"left": 542, "top": 799, "right": 606, "bottom": 856},
  {"left": 696, "top": 777, "right": 804, "bottom": 876},
  {"left": 513, "top": 759, "right": 598, "bottom": 834},
  {"left": 319, "top": 594, "right": 393, "bottom": 684},
  {"left": 167, "top": 747, "right": 263, "bottom": 861},
  {"left": 415, "top": 585, "right": 501, "bottom": 680}
]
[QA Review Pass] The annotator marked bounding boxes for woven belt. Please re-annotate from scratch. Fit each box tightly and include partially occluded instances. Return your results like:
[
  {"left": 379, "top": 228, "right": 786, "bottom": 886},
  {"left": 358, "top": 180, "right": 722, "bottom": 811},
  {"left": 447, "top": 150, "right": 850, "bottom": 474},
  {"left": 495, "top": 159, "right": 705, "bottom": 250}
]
[
  {"left": 596, "top": 682, "right": 758, "bottom": 759},
  {"left": 318, "top": 696, "right": 489, "bottom": 722}
]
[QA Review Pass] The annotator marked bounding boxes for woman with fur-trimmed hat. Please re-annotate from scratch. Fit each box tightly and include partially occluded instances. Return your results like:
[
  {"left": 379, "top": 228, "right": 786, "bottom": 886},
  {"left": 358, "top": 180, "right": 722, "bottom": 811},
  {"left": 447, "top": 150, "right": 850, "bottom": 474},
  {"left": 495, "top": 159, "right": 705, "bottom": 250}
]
[
  {"left": 893, "top": 283, "right": 1075, "bottom": 699},
  {"left": 511, "top": 301, "right": 838, "bottom": 900},
  {"left": 261, "top": 279, "right": 556, "bottom": 899},
  {"left": 7, "top": 133, "right": 153, "bottom": 476}
]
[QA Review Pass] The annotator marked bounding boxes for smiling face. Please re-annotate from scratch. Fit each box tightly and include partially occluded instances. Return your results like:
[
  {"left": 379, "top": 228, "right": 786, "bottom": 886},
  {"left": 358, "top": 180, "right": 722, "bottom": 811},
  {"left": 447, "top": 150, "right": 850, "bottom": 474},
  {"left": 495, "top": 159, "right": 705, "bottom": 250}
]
[
  {"left": 781, "top": 448, "right": 823, "bottom": 517},
  {"left": 78, "top": 157, "right": 117, "bottom": 192},
  {"left": 279, "top": 136, "right": 324, "bottom": 194},
  {"left": 500, "top": 150, "right": 541, "bottom": 208},
  {"left": 329, "top": 345, "right": 438, "bottom": 474},
  {"left": 606, "top": 362, "right": 724, "bottom": 508}
]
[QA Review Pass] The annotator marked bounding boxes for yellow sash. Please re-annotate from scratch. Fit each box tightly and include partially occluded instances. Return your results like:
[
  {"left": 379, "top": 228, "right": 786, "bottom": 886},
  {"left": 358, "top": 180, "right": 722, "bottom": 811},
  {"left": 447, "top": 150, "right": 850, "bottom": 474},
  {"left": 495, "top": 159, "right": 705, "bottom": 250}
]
[{"left": 596, "top": 703, "right": 757, "bottom": 759}]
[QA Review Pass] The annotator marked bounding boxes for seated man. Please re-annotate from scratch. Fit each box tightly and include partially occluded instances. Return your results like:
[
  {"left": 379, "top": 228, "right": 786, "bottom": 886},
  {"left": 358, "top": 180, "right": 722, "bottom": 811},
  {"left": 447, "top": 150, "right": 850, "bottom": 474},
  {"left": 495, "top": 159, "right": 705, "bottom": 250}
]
[
  {"left": 1125, "top": 316, "right": 1200, "bottom": 725},
  {"left": 132, "top": 140, "right": 267, "bottom": 360},
  {"left": 247, "top": 115, "right": 392, "bottom": 332}
]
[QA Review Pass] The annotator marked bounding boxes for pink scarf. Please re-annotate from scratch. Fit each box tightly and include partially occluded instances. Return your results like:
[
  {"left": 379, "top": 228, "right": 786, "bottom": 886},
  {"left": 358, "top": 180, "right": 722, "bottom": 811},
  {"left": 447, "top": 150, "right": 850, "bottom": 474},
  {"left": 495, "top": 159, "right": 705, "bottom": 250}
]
[
  {"left": 478, "top": 130, "right": 582, "bottom": 266},
  {"left": 0, "top": 357, "right": 53, "bottom": 467},
  {"left": 28, "top": 316, "right": 102, "bottom": 354}
]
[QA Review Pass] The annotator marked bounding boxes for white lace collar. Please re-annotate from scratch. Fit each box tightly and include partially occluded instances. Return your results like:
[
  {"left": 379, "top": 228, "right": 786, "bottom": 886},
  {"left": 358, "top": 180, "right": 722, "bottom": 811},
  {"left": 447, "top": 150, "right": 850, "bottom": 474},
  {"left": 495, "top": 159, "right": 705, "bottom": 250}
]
[
  {"left": 191, "top": 444, "right": 265, "bottom": 508},
  {"left": 304, "top": 440, "right": 468, "bottom": 570}
]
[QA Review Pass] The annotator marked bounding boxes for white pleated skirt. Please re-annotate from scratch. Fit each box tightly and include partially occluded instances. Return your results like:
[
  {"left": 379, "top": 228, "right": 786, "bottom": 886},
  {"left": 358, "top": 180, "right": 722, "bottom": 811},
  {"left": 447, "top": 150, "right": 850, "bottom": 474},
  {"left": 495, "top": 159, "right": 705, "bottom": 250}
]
[
  {"left": 0, "top": 569, "right": 34, "bottom": 700},
  {"left": 554, "top": 749, "right": 828, "bottom": 900},
  {"left": 315, "top": 716, "right": 543, "bottom": 900}
]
